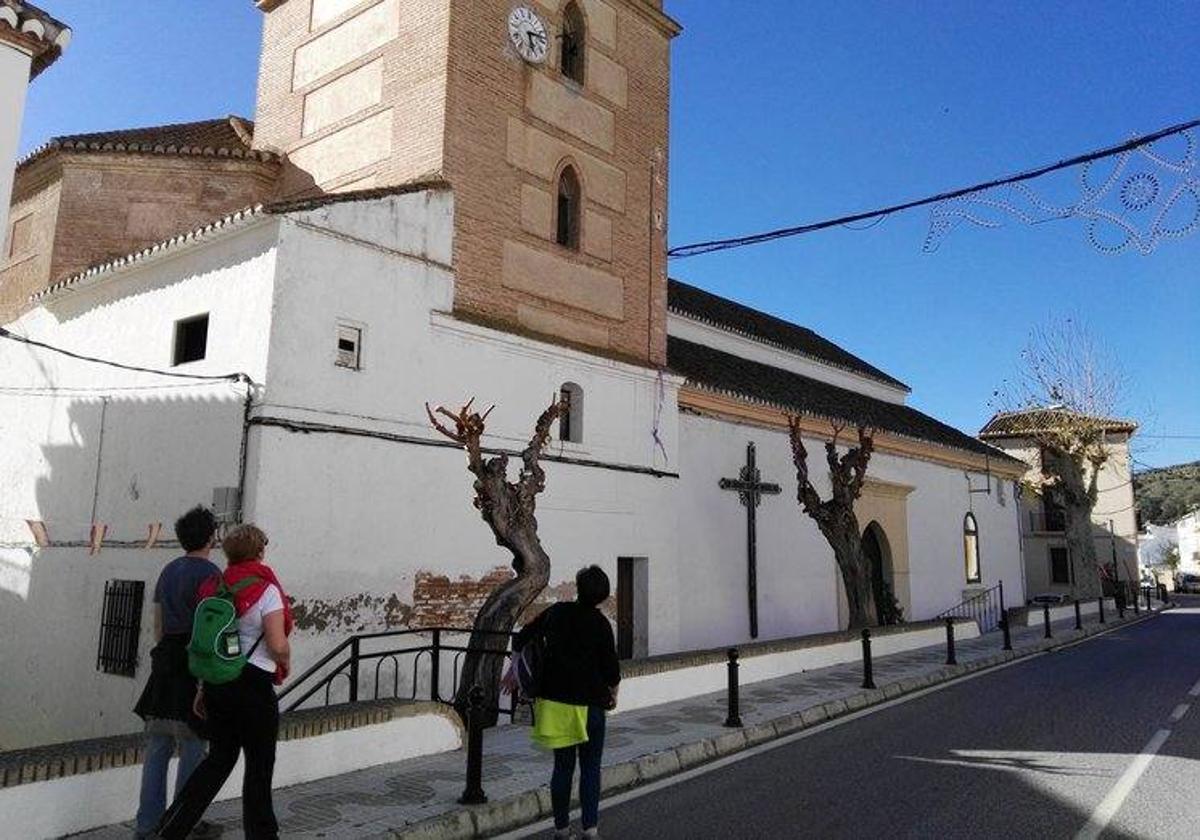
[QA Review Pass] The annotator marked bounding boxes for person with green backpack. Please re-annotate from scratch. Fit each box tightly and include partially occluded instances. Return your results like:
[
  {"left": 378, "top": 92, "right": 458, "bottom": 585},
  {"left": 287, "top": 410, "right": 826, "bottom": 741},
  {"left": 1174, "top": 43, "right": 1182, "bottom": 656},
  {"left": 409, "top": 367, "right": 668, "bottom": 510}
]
[
  {"left": 156, "top": 524, "right": 293, "bottom": 840},
  {"left": 132, "top": 506, "right": 223, "bottom": 840}
]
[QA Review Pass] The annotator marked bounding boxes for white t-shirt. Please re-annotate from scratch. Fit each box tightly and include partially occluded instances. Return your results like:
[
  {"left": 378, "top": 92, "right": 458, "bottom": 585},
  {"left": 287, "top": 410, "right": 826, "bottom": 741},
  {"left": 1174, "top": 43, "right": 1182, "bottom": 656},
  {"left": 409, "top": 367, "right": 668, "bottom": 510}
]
[{"left": 238, "top": 583, "right": 284, "bottom": 675}]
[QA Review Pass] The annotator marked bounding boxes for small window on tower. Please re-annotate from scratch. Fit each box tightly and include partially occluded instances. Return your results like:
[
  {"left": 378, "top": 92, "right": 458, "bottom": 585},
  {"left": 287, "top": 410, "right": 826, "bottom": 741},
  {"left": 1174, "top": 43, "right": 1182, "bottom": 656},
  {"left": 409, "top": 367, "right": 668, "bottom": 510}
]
[
  {"left": 559, "top": 382, "right": 583, "bottom": 443},
  {"left": 173, "top": 314, "right": 209, "bottom": 366},
  {"left": 335, "top": 322, "right": 363, "bottom": 370},
  {"left": 557, "top": 165, "right": 581, "bottom": 250},
  {"left": 560, "top": 3, "right": 586, "bottom": 84}
]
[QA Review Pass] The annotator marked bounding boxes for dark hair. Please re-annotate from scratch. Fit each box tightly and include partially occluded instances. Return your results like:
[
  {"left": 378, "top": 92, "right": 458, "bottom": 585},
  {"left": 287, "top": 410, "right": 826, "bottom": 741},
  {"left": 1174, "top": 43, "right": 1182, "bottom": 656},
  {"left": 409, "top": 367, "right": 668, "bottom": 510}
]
[
  {"left": 175, "top": 506, "right": 217, "bottom": 552},
  {"left": 575, "top": 565, "right": 610, "bottom": 607}
]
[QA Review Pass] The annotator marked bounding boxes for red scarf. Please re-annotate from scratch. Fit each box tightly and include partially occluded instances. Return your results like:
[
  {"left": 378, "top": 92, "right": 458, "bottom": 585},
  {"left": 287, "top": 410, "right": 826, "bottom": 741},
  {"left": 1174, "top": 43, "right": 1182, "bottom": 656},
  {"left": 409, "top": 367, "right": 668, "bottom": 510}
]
[{"left": 198, "top": 560, "right": 294, "bottom": 636}]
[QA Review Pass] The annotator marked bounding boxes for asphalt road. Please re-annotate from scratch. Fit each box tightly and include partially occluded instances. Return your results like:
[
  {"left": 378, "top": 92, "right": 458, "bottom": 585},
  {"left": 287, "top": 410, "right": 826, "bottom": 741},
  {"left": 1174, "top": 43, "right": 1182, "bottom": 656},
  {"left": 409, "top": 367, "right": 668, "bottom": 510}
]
[{"left": 593, "top": 600, "right": 1200, "bottom": 840}]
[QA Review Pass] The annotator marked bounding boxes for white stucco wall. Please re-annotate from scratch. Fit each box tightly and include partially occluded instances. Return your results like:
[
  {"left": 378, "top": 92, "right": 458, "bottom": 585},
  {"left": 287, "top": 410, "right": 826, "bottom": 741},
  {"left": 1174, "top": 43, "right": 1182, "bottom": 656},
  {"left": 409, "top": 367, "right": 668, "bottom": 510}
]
[
  {"left": 0, "top": 221, "right": 279, "bottom": 748},
  {"left": 1177, "top": 512, "right": 1200, "bottom": 572},
  {"left": 0, "top": 42, "right": 33, "bottom": 245},
  {"left": 0, "top": 190, "right": 1027, "bottom": 748},
  {"left": 676, "top": 413, "right": 1024, "bottom": 648},
  {"left": 244, "top": 193, "right": 684, "bottom": 683}
]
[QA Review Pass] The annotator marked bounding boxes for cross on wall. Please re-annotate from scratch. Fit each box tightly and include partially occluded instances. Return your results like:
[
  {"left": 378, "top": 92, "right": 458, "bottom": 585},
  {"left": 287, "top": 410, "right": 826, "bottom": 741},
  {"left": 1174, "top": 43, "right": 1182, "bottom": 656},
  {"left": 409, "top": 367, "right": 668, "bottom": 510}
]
[{"left": 719, "top": 442, "right": 782, "bottom": 639}]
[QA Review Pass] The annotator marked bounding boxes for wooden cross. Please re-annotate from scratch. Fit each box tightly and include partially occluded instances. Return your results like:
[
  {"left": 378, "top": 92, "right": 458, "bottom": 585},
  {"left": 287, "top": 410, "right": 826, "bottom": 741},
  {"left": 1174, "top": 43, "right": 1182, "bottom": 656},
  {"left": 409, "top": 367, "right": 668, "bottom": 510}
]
[{"left": 719, "top": 442, "right": 782, "bottom": 639}]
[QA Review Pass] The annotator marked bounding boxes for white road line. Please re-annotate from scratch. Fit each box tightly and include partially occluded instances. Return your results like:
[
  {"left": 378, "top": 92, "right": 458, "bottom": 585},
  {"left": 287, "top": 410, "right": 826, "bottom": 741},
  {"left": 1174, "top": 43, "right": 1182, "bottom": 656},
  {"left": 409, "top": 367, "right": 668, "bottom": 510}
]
[
  {"left": 1170, "top": 703, "right": 1190, "bottom": 722},
  {"left": 1189, "top": 677, "right": 1200, "bottom": 697},
  {"left": 1075, "top": 729, "right": 1172, "bottom": 840}
]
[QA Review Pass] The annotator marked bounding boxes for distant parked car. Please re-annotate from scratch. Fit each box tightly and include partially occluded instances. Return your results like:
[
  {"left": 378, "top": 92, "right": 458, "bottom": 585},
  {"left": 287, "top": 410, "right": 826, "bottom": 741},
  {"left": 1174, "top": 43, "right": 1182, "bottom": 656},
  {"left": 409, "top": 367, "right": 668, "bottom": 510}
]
[{"left": 1177, "top": 574, "right": 1200, "bottom": 594}]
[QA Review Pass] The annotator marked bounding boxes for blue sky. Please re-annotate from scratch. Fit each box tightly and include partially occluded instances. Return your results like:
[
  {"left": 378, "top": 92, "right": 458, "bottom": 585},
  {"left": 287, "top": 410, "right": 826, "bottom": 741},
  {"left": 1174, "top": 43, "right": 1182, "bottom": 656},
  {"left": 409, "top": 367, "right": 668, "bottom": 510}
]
[{"left": 17, "top": 1, "right": 1200, "bottom": 468}]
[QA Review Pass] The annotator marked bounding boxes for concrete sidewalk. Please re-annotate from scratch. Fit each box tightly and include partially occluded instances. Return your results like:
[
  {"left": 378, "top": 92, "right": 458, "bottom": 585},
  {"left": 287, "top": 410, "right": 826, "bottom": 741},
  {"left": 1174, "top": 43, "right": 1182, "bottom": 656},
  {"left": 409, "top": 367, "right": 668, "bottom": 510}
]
[{"left": 72, "top": 605, "right": 1165, "bottom": 840}]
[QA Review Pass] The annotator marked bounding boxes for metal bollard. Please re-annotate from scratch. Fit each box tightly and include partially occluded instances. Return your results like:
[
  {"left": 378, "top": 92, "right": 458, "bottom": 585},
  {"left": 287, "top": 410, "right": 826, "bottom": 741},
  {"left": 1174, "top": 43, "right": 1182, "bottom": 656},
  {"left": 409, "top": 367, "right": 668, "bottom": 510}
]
[
  {"left": 1133, "top": 587, "right": 1140, "bottom": 615},
  {"left": 861, "top": 628, "right": 876, "bottom": 689},
  {"left": 1146, "top": 587, "right": 1153, "bottom": 611},
  {"left": 724, "top": 648, "right": 743, "bottom": 728},
  {"left": 945, "top": 617, "right": 957, "bottom": 665},
  {"left": 458, "top": 685, "right": 488, "bottom": 805},
  {"left": 1001, "top": 613, "right": 1012, "bottom": 651},
  {"left": 1117, "top": 593, "right": 1126, "bottom": 619},
  {"left": 1074, "top": 600, "right": 1082, "bottom": 631},
  {"left": 1043, "top": 604, "right": 1052, "bottom": 639},
  {"left": 1098, "top": 596, "right": 1106, "bottom": 624}
]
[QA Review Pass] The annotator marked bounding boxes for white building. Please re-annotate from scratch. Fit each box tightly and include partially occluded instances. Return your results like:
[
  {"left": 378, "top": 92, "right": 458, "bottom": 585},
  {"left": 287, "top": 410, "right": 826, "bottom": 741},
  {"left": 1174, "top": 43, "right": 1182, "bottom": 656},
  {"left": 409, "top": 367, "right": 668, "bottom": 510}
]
[
  {"left": 0, "top": 0, "right": 1027, "bottom": 748},
  {"left": 979, "top": 408, "right": 1139, "bottom": 600},
  {"left": 1175, "top": 509, "right": 1200, "bottom": 573},
  {"left": 0, "top": 1, "right": 69, "bottom": 239}
]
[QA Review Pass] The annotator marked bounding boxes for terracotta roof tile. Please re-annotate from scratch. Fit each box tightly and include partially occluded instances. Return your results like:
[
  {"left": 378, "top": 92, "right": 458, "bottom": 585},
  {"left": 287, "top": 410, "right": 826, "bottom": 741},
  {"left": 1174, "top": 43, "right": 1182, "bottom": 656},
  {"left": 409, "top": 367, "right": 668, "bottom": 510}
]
[
  {"left": 17, "top": 116, "right": 277, "bottom": 170},
  {"left": 669, "top": 336, "right": 1018, "bottom": 462},
  {"left": 979, "top": 407, "right": 1138, "bottom": 438},
  {"left": 668, "top": 279, "right": 910, "bottom": 392},
  {"left": 0, "top": 1, "right": 70, "bottom": 78}
]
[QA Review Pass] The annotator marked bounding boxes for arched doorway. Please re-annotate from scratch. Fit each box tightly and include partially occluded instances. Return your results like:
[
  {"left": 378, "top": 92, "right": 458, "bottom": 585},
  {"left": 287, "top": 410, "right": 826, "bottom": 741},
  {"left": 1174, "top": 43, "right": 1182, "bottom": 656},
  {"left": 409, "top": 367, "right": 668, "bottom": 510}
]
[{"left": 862, "top": 521, "right": 894, "bottom": 625}]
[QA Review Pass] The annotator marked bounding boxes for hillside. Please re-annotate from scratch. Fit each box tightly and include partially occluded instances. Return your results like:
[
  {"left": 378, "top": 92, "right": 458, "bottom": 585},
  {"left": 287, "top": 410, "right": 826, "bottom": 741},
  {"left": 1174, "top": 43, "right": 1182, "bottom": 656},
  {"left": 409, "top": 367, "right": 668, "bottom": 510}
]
[{"left": 1135, "top": 461, "right": 1200, "bottom": 525}]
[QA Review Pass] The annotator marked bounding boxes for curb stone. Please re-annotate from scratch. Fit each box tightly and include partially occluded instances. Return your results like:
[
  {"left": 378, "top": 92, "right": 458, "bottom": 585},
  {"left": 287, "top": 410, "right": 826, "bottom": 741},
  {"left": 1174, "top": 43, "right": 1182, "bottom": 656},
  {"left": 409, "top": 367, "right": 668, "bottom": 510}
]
[{"left": 392, "top": 607, "right": 1168, "bottom": 839}]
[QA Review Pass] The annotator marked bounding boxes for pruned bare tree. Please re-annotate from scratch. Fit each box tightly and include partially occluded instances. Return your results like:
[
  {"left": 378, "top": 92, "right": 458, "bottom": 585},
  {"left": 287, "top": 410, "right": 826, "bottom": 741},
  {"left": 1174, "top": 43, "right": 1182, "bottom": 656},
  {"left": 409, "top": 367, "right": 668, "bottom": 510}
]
[
  {"left": 788, "top": 417, "right": 879, "bottom": 629},
  {"left": 991, "top": 318, "right": 1131, "bottom": 599},
  {"left": 427, "top": 396, "right": 564, "bottom": 722}
]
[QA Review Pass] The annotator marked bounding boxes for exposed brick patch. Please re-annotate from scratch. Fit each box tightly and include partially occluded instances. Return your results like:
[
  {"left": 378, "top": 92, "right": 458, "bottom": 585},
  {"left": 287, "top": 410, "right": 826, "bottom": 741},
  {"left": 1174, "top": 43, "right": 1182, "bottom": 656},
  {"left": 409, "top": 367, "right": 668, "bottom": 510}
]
[
  {"left": 413, "top": 566, "right": 597, "bottom": 628},
  {"left": 292, "top": 592, "right": 413, "bottom": 633}
]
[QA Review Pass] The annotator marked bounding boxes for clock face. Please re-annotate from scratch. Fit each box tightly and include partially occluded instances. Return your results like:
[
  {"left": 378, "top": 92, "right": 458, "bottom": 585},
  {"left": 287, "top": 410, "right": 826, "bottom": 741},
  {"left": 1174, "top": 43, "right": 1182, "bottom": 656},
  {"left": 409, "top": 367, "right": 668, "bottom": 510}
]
[{"left": 508, "top": 6, "right": 549, "bottom": 64}]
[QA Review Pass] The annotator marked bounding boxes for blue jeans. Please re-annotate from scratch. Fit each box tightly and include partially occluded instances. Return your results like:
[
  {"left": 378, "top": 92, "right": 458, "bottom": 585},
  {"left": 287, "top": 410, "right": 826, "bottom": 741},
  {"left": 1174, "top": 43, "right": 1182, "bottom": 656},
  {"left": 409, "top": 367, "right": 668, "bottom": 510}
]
[
  {"left": 551, "top": 706, "right": 606, "bottom": 830},
  {"left": 135, "top": 733, "right": 206, "bottom": 835}
]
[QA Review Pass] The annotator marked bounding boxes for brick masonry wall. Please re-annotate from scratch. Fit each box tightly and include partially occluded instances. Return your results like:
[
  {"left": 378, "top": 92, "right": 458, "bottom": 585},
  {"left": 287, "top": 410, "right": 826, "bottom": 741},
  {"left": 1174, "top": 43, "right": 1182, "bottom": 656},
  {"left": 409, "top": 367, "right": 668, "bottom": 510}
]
[
  {"left": 0, "top": 152, "right": 278, "bottom": 320},
  {"left": 412, "top": 564, "right": 615, "bottom": 627},
  {"left": 0, "top": 157, "right": 62, "bottom": 321},
  {"left": 443, "top": 0, "right": 674, "bottom": 367}
]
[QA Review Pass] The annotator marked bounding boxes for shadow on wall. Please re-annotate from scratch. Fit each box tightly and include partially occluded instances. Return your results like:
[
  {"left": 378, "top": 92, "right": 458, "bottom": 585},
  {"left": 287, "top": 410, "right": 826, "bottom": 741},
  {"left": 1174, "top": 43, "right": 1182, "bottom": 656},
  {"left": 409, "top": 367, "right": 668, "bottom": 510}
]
[{"left": 0, "top": 392, "right": 246, "bottom": 750}]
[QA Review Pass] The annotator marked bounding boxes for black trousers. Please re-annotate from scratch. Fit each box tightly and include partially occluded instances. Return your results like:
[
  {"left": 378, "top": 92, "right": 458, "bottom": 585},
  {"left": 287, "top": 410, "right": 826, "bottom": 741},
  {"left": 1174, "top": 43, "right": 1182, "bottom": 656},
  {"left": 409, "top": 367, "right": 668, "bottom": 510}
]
[{"left": 157, "top": 665, "right": 279, "bottom": 840}]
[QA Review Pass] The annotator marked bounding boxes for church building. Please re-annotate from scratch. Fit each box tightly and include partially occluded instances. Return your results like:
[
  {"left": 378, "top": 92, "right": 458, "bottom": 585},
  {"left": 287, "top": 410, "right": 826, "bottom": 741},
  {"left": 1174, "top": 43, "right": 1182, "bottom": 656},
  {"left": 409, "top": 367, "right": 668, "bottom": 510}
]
[{"left": 0, "top": 0, "right": 1027, "bottom": 749}]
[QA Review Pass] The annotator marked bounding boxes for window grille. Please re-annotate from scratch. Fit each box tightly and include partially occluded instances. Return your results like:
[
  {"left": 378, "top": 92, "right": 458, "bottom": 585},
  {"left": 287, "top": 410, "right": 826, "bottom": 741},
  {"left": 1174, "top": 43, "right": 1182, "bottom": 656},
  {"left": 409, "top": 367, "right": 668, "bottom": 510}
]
[
  {"left": 559, "top": 382, "right": 583, "bottom": 443},
  {"left": 963, "top": 512, "right": 981, "bottom": 583},
  {"left": 97, "top": 579, "right": 145, "bottom": 677}
]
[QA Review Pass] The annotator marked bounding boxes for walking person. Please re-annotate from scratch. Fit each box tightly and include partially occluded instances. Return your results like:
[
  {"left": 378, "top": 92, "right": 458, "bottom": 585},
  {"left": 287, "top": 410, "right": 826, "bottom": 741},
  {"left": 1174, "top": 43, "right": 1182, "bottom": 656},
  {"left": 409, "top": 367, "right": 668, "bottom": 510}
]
[
  {"left": 156, "top": 525, "right": 292, "bottom": 840},
  {"left": 514, "top": 565, "right": 621, "bottom": 839},
  {"left": 132, "top": 506, "right": 223, "bottom": 839}
]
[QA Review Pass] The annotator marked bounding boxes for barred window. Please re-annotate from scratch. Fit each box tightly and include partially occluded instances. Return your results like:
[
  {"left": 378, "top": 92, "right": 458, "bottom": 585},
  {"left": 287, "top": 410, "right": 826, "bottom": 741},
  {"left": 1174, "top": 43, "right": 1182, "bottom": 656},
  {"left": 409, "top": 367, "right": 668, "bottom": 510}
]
[{"left": 97, "top": 579, "right": 145, "bottom": 677}]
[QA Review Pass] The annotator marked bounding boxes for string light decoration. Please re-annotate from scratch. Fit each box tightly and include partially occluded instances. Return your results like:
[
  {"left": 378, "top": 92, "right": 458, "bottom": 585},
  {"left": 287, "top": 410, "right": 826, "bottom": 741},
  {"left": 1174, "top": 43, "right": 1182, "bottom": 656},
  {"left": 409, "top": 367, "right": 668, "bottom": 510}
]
[{"left": 924, "top": 129, "right": 1200, "bottom": 255}]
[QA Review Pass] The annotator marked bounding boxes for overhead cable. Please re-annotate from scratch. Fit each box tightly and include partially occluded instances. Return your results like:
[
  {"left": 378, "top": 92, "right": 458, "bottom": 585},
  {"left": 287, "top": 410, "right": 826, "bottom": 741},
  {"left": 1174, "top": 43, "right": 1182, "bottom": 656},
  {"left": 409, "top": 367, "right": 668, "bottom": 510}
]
[
  {"left": 0, "top": 326, "right": 253, "bottom": 384},
  {"left": 668, "top": 116, "right": 1200, "bottom": 258}
]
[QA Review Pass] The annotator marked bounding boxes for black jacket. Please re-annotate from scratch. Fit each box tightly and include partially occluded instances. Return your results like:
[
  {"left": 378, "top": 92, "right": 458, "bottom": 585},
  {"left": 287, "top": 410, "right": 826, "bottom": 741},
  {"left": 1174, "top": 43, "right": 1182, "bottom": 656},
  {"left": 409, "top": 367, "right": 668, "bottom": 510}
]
[
  {"left": 134, "top": 634, "right": 200, "bottom": 725},
  {"left": 515, "top": 601, "right": 621, "bottom": 708}
]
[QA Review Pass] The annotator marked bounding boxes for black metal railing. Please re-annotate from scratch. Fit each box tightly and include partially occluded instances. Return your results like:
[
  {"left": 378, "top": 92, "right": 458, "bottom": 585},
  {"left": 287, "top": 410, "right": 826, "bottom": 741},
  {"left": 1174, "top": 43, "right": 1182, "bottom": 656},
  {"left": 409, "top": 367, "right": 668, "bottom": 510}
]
[
  {"left": 936, "top": 580, "right": 1006, "bottom": 633},
  {"left": 276, "top": 626, "right": 519, "bottom": 717}
]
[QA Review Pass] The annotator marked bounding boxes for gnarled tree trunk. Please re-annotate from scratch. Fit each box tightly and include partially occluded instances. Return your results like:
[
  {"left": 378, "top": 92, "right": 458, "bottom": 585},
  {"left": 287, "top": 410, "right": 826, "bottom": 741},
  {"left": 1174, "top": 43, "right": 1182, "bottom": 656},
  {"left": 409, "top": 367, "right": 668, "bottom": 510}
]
[
  {"left": 1043, "top": 445, "right": 1104, "bottom": 598},
  {"left": 788, "top": 418, "right": 878, "bottom": 629},
  {"left": 427, "top": 397, "right": 563, "bottom": 723}
]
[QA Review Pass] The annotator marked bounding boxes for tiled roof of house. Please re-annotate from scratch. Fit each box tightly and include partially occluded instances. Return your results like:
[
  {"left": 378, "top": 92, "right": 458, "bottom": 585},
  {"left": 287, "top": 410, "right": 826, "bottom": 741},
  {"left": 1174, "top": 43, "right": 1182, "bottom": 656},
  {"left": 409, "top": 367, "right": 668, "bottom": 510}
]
[
  {"left": 668, "top": 279, "right": 910, "bottom": 392},
  {"left": 0, "top": 1, "right": 70, "bottom": 78},
  {"left": 979, "top": 407, "right": 1138, "bottom": 439},
  {"left": 16, "top": 116, "right": 277, "bottom": 171},
  {"left": 29, "top": 180, "right": 453, "bottom": 304},
  {"left": 669, "top": 336, "right": 1019, "bottom": 463}
]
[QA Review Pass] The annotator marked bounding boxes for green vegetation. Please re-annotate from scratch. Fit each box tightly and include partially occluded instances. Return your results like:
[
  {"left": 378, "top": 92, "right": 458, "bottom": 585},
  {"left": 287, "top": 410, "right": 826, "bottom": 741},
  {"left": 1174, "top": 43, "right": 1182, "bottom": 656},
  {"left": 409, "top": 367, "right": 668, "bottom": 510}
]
[{"left": 1135, "top": 461, "right": 1200, "bottom": 525}]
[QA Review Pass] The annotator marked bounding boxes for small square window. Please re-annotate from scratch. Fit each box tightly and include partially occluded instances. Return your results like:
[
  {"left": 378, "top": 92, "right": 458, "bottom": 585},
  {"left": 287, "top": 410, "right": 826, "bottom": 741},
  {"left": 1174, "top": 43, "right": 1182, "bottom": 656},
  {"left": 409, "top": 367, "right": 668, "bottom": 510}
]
[
  {"left": 336, "top": 323, "right": 362, "bottom": 369},
  {"left": 173, "top": 314, "right": 209, "bottom": 366}
]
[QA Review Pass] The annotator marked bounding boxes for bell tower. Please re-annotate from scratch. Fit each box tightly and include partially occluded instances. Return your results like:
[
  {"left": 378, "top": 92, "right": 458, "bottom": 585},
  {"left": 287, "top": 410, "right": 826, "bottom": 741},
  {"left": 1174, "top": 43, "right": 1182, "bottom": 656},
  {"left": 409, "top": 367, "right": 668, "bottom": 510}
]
[{"left": 253, "top": 0, "right": 680, "bottom": 366}]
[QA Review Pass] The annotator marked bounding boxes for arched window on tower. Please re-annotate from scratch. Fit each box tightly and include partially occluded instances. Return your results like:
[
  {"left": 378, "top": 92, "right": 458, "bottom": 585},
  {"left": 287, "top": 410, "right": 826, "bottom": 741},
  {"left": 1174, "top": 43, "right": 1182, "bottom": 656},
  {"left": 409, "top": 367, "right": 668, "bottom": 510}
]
[
  {"left": 559, "top": 382, "right": 583, "bottom": 443},
  {"left": 556, "top": 165, "right": 581, "bottom": 249},
  {"left": 963, "top": 512, "right": 981, "bottom": 583},
  {"left": 561, "top": 3, "right": 585, "bottom": 84}
]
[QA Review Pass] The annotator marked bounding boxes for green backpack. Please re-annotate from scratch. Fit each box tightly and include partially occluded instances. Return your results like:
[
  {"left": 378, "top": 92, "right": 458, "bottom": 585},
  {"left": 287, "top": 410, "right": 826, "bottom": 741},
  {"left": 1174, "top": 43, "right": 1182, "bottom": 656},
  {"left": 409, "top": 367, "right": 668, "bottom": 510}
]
[{"left": 188, "top": 576, "right": 262, "bottom": 685}]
